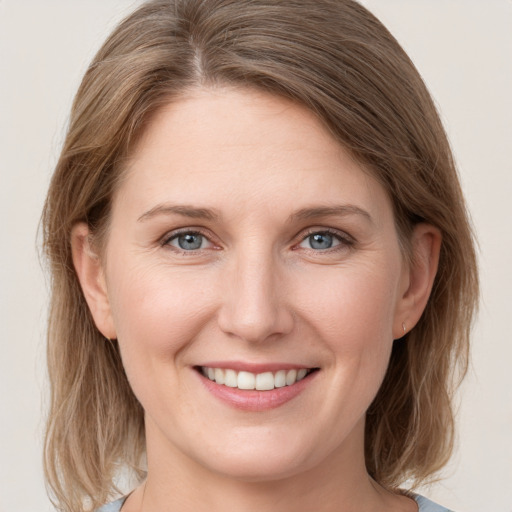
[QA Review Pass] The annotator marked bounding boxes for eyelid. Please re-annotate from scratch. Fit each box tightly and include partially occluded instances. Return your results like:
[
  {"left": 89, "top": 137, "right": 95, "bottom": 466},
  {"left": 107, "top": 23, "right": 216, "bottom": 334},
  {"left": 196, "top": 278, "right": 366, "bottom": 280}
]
[
  {"left": 294, "top": 227, "right": 356, "bottom": 250},
  {"left": 160, "top": 227, "right": 219, "bottom": 252}
]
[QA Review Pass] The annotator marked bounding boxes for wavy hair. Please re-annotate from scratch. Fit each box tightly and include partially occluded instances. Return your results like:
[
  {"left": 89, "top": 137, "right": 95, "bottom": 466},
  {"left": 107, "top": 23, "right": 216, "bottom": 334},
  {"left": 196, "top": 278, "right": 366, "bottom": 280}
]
[{"left": 42, "top": 1, "right": 479, "bottom": 510}]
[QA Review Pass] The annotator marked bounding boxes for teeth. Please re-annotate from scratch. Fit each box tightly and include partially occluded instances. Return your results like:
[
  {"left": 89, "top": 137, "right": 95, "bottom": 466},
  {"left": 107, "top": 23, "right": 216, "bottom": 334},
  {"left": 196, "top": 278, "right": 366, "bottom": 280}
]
[
  {"left": 297, "top": 368, "right": 308, "bottom": 381},
  {"left": 224, "top": 369, "right": 238, "bottom": 388},
  {"left": 201, "top": 366, "right": 313, "bottom": 390},
  {"left": 285, "top": 369, "right": 297, "bottom": 386},
  {"left": 238, "top": 371, "right": 255, "bottom": 390},
  {"left": 214, "top": 368, "right": 225, "bottom": 385},
  {"left": 274, "top": 369, "right": 286, "bottom": 388},
  {"left": 256, "top": 372, "right": 274, "bottom": 391}
]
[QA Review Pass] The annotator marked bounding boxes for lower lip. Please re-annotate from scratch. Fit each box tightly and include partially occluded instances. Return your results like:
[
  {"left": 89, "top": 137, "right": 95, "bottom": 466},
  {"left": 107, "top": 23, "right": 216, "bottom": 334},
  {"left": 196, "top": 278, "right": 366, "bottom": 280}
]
[{"left": 196, "top": 370, "right": 319, "bottom": 411}]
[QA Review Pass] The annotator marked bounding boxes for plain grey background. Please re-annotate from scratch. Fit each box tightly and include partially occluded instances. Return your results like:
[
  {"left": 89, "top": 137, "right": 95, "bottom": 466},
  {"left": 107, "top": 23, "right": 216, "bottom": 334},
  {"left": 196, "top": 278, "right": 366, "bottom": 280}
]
[{"left": 1, "top": 1, "right": 511, "bottom": 511}]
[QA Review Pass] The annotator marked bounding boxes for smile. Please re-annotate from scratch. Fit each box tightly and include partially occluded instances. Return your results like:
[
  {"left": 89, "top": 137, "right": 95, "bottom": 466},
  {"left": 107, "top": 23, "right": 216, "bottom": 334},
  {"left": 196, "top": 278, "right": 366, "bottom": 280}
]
[{"left": 199, "top": 366, "right": 316, "bottom": 391}]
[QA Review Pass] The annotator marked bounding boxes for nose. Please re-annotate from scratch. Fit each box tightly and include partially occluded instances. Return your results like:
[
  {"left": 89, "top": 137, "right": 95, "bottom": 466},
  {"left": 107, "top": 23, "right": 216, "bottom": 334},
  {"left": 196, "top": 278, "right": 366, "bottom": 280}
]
[{"left": 217, "top": 249, "right": 294, "bottom": 344}]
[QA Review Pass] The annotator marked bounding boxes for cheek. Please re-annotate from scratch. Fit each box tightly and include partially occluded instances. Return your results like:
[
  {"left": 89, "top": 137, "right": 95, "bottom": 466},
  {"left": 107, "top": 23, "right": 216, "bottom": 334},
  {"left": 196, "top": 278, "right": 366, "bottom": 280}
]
[
  {"left": 295, "top": 261, "right": 401, "bottom": 409},
  {"left": 107, "top": 262, "right": 217, "bottom": 382},
  {"left": 294, "top": 262, "right": 400, "bottom": 351},
  {"left": 270, "top": 261, "right": 403, "bottom": 452}
]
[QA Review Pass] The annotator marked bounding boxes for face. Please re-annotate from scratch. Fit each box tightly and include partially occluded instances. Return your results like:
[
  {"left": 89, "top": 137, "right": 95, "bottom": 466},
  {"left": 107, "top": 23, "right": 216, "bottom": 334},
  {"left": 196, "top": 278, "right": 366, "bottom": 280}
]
[{"left": 90, "top": 88, "right": 413, "bottom": 481}]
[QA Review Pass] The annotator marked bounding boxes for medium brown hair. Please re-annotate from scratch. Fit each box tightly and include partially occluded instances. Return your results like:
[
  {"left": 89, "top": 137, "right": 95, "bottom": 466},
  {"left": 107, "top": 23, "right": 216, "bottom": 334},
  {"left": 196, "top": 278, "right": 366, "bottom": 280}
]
[{"left": 42, "top": 1, "right": 479, "bottom": 510}]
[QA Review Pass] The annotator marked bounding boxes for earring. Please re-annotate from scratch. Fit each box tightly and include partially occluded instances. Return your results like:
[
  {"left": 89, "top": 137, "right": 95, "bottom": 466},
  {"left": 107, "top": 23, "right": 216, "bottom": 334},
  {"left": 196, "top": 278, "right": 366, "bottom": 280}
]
[{"left": 402, "top": 322, "right": 407, "bottom": 335}]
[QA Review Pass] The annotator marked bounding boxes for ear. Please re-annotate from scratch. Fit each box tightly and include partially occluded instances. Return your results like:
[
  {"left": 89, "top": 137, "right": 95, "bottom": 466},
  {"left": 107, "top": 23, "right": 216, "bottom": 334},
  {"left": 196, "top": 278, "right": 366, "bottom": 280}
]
[
  {"left": 71, "top": 222, "right": 117, "bottom": 339},
  {"left": 393, "top": 223, "right": 441, "bottom": 339}
]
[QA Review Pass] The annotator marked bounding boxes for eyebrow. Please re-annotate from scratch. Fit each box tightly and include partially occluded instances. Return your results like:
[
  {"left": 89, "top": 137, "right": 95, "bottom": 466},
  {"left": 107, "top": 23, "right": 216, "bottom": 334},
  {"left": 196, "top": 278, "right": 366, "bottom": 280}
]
[
  {"left": 137, "top": 203, "right": 373, "bottom": 224},
  {"left": 137, "top": 204, "right": 220, "bottom": 222},
  {"left": 290, "top": 205, "right": 373, "bottom": 224}
]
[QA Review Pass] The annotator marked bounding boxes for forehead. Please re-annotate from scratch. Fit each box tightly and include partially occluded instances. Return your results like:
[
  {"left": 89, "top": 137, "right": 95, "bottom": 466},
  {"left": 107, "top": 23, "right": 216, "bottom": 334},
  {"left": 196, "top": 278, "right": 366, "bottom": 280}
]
[{"left": 117, "top": 87, "right": 391, "bottom": 225}]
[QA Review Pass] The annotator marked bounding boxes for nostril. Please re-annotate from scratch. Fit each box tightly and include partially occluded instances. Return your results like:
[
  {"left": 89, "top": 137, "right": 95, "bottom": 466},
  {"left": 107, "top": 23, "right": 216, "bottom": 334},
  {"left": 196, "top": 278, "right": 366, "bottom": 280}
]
[{"left": 217, "top": 303, "right": 295, "bottom": 344}]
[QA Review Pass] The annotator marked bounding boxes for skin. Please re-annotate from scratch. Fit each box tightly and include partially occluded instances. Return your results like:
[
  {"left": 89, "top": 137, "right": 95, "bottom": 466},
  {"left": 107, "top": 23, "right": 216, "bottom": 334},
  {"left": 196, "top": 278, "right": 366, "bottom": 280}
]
[{"left": 72, "top": 88, "right": 440, "bottom": 512}]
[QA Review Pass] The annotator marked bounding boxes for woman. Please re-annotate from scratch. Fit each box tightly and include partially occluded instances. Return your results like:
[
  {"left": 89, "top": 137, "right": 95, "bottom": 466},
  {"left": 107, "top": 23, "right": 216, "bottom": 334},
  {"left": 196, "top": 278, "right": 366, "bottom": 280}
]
[{"left": 42, "top": 1, "right": 478, "bottom": 511}]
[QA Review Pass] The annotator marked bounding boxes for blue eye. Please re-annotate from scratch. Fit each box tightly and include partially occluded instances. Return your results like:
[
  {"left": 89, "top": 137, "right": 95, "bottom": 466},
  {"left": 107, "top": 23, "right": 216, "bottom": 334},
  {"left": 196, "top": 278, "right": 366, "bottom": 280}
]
[
  {"left": 168, "top": 232, "right": 209, "bottom": 251},
  {"left": 299, "top": 232, "right": 342, "bottom": 250}
]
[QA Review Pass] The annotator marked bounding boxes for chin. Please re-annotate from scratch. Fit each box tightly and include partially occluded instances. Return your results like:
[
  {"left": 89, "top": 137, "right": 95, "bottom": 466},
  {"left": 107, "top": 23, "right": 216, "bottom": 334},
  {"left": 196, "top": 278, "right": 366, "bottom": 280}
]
[{"left": 201, "top": 452, "right": 311, "bottom": 483}]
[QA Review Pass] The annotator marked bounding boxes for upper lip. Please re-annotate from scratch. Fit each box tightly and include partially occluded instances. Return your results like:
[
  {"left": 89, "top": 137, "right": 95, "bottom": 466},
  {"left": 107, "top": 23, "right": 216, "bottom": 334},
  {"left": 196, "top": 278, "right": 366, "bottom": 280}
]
[{"left": 195, "top": 361, "right": 317, "bottom": 373}]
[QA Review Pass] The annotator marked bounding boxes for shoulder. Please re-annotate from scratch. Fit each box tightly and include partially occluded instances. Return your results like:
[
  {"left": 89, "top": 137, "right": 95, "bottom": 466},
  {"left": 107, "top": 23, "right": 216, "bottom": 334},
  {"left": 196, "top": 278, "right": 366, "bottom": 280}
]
[
  {"left": 96, "top": 493, "right": 452, "bottom": 512},
  {"left": 96, "top": 497, "right": 127, "bottom": 512},
  {"left": 413, "top": 493, "right": 454, "bottom": 512}
]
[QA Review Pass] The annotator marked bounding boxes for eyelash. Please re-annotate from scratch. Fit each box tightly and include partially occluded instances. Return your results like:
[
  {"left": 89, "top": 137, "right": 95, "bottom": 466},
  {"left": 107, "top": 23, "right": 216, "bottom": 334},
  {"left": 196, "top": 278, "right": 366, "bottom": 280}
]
[
  {"left": 160, "top": 227, "right": 355, "bottom": 255},
  {"left": 161, "top": 228, "right": 217, "bottom": 255},
  {"left": 297, "top": 228, "right": 355, "bottom": 253}
]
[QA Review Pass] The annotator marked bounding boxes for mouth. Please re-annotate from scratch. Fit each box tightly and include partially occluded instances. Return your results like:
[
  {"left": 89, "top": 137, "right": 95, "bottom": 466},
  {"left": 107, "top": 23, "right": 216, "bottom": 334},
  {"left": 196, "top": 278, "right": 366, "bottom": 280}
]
[
  {"left": 196, "top": 366, "right": 319, "bottom": 391},
  {"left": 194, "top": 364, "right": 320, "bottom": 411}
]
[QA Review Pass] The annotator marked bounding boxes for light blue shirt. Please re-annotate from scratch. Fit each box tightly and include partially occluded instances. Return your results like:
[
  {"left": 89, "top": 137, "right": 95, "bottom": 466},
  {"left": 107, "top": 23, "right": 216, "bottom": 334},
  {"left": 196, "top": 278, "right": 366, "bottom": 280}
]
[
  {"left": 414, "top": 494, "right": 453, "bottom": 512},
  {"left": 97, "top": 493, "right": 453, "bottom": 511}
]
